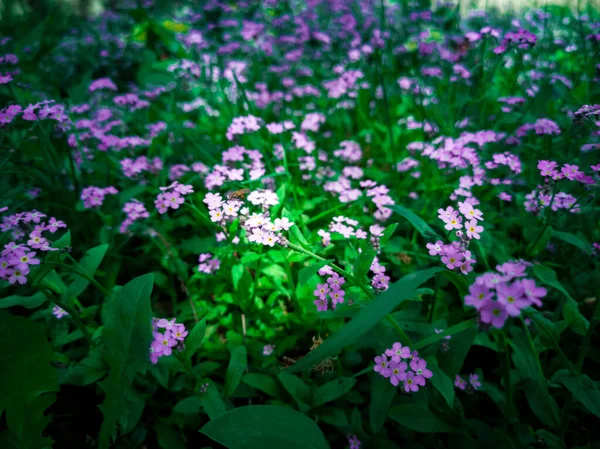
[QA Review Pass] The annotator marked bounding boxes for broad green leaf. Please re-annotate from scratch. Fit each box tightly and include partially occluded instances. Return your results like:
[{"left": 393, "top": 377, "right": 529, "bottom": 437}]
[
  {"left": 536, "top": 430, "right": 566, "bottom": 449},
  {"left": 66, "top": 244, "right": 109, "bottom": 299},
  {"left": 201, "top": 405, "right": 329, "bottom": 449},
  {"left": 369, "top": 374, "right": 396, "bottom": 433},
  {"left": 278, "top": 372, "right": 311, "bottom": 408},
  {"left": 232, "top": 264, "right": 245, "bottom": 291},
  {"left": 40, "top": 270, "right": 67, "bottom": 294},
  {"left": 388, "top": 405, "right": 455, "bottom": 432},
  {"left": 287, "top": 267, "right": 441, "bottom": 373},
  {"left": 438, "top": 326, "right": 477, "bottom": 375},
  {"left": 510, "top": 328, "right": 559, "bottom": 427},
  {"left": 533, "top": 265, "right": 589, "bottom": 334},
  {"left": 0, "top": 292, "right": 47, "bottom": 309},
  {"left": 282, "top": 208, "right": 309, "bottom": 249},
  {"left": 243, "top": 373, "right": 280, "bottom": 397},
  {"left": 99, "top": 274, "right": 154, "bottom": 449},
  {"left": 427, "top": 357, "right": 455, "bottom": 408},
  {"left": 320, "top": 407, "right": 348, "bottom": 427},
  {"left": 312, "top": 377, "right": 356, "bottom": 407},
  {"left": 388, "top": 205, "right": 441, "bottom": 239},
  {"left": 552, "top": 229, "right": 591, "bottom": 253},
  {"left": 184, "top": 319, "right": 206, "bottom": 361},
  {"left": 200, "top": 384, "right": 227, "bottom": 419},
  {"left": 223, "top": 346, "right": 247, "bottom": 398},
  {"left": 554, "top": 370, "right": 600, "bottom": 418},
  {"left": 298, "top": 260, "right": 331, "bottom": 285},
  {"left": 0, "top": 314, "right": 58, "bottom": 449},
  {"left": 173, "top": 397, "right": 203, "bottom": 414}
]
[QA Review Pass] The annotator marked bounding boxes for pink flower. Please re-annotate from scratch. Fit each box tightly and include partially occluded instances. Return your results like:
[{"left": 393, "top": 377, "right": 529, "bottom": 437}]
[
  {"left": 152, "top": 330, "right": 177, "bottom": 356},
  {"left": 8, "top": 267, "right": 29, "bottom": 285},
  {"left": 480, "top": 301, "right": 508, "bottom": 328},
  {"left": 313, "top": 283, "right": 329, "bottom": 299},
  {"left": 469, "top": 374, "right": 481, "bottom": 390},
  {"left": 329, "top": 288, "right": 345, "bottom": 306},
  {"left": 455, "top": 375, "right": 466, "bottom": 390},
  {"left": 410, "top": 358, "right": 433, "bottom": 383},
  {"left": 385, "top": 342, "right": 411, "bottom": 362},
  {"left": 465, "top": 283, "right": 493, "bottom": 310},
  {"left": 327, "top": 272, "right": 346, "bottom": 288},
  {"left": 403, "top": 371, "right": 420, "bottom": 392},
  {"left": 388, "top": 361, "right": 408, "bottom": 386},
  {"left": 9, "top": 250, "right": 40, "bottom": 270},
  {"left": 465, "top": 219, "right": 484, "bottom": 240},
  {"left": 497, "top": 283, "right": 528, "bottom": 317},
  {"left": 374, "top": 354, "right": 391, "bottom": 376}
]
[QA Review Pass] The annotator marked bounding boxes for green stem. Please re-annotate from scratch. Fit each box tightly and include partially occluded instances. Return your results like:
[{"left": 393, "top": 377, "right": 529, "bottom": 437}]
[
  {"left": 44, "top": 261, "right": 110, "bottom": 296},
  {"left": 40, "top": 287, "right": 92, "bottom": 344},
  {"left": 498, "top": 332, "right": 514, "bottom": 431}
]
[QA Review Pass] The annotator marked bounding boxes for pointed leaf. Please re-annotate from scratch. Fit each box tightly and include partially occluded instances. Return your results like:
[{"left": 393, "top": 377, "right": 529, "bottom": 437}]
[
  {"left": 287, "top": 268, "right": 441, "bottom": 373},
  {"left": 67, "top": 244, "right": 109, "bottom": 299},
  {"left": 223, "top": 346, "right": 247, "bottom": 399},
  {"left": 201, "top": 405, "right": 329, "bottom": 449}
]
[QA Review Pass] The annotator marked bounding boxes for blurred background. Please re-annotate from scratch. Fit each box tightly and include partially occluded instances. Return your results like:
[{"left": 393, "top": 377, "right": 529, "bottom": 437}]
[{"left": 0, "top": 0, "right": 596, "bottom": 20}]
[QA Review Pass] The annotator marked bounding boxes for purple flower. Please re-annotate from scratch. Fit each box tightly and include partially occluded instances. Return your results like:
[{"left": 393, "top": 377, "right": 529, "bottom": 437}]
[
  {"left": 469, "top": 374, "right": 481, "bottom": 390},
  {"left": 519, "top": 279, "right": 546, "bottom": 307},
  {"left": 464, "top": 283, "right": 493, "bottom": 309},
  {"left": 480, "top": 301, "right": 508, "bottom": 328},
  {"left": 410, "top": 358, "right": 433, "bottom": 384},
  {"left": 496, "top": 283, "right": 528, "bottom": 317},
  {"left": 388, "top": 361, "right": 408, "bottom": 386},
  {"left": 455, "top": 375, "right": 466, "bottom": 390},
  {"left": 152, "top": 330, "right": 177, "bottom": 356},
  {"left": 403, "top": 371, "right": 420, "bottom": 392},
  {"left": 373, "top": 354, "right": 390, "bottom": 375},
  {"left": 385, "top": 342, "right": 411, "bottom": 362}
]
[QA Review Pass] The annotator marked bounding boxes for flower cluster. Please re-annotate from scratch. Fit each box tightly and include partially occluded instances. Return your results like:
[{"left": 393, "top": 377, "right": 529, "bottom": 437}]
[
  {"left": 370, "top": 257, "right": 390, "bottom": 291},
  {"left": 464, "top": 261, "right": 546, "bottom": 328},
  {"left": 155, "top": 182, "right": 194, "bottom": 215},
  {"left": 426, "top": 202, "right": 484, "bottom": 273},
  {"left": 516, "top": 118, "right": 561, "bottom": 137},
  {"left": 494, "top": 28, "right": 537, "bottom": 54},
  {"left": 150, "top": 318, "right": 188, "bottom": 364},
  {"left": 226, "top": 115, "right": 262, "bottom": 140},
  {"left": 455, "top": 374, "right": 481, "bottom": 392},
  {"left": 0, "top": 210, "right": 67, "bottom": 285},
  {"left": 120, "top": 201, "right": 149, "bottom": 233},
  {"left": 81, "top": 186, "right": 118, "bottom": 209},
  {"left": 198, "top": 253, "right": 221, "bottom": 274},
  {"left": 373, "top": 342, "right": 432, "bottom": 392},
  {"left": 313, "top": 268, "right": 346, "bottom": 312},
  {"left": 537, "top": 160, "right": 594, "bottom": 184}
]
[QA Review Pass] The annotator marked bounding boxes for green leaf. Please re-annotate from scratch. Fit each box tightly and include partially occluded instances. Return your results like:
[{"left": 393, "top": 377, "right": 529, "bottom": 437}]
[
  {"left": 200, "top": 384, "right": 227, "bottom": 419},
  {"left": 0, "top": 313, "right": 58, "bottom": 448},
  {"left": 388, "top": 205, "right": 441, "bottom": 239},
  {"left": 533, "top": 265, "right": 589, "bottom": 334},
  {"left": 440, "top": 270, "right": 470, "bottom": 298},
  {"left": 40, "top": 270, "right": 67, "bottom": 294},
  {"left": 369, "top": 374, "right": 396, "bottom": 433},
  {"left": 510, "top": 329, "right": 560, "bottom": 427},
  {"left": 223, "top": 346, "right": 247, "bottom": 398},
  {"left": 66, "top": 244, "right": 109, "bottom": 299},
  {"left": 530, "top": 314, "right": 560, "bottom": 349},
  {"left": 528, "top": 225, "right": 553, "bottom": 256},
  {"left": 298, "top": 260, "right": 331, "bottom": 285},
  {"left": 388, "top": 404, "right": 455, "bottom": 432},
  {"left": 312, "top": 377, "right": 356, "bottom": 407},
  {"left": 282, "top": 208, "right": 309, "bottom": 249},
  {"left": 412, "top": 318, "right": 478, "bottom": 351},
  {"left": 380, "top": 223, "right": 398, "bottom": 247},
  {"left": 200, "top": 405, "right": 330, "bottom": 449},
  {"left": 287, "top": 268, "right": 441, "bottom": 373},
  {"left": 98, "top": 274, "right": 154, "bottom": 449},
  {"left": 552, "top": 229, "right": 591, "bottom": 253},
  {"left": 554, "top": 370, "right": 600, "bottom": 418},
  {"left": 0, "top": 292, "right": 47, "bottom": 309},
  {"left": 278, "top": 372, "right": 311, "bottom": 408},
  {"left": 232, "top": 264, "right": 245, "bottom": 291},
  {"left": 320, "top": 407, "right": 348, "bottom": 427},
  {"left": 353, "top": 246, "right": 377, "bottom": 280},
  {"left": 184, "top": 319, "right": 206, "bottom": 361},
  {"left": 427, "top": 357, "right": 455, "bottom": 408},
  {"left": 243, "top": 373, "right": 280, "bottom": 397},
  {"left": 173, "top": 397, "right": 203, "bottom": 414},
  {"left": 156, "top": 419, "right": 185, "bottom": 449}
]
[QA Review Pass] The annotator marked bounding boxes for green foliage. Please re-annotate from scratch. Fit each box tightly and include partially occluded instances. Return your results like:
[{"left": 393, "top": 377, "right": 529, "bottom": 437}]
[
  {"left": 201, "top": 405, "right": 330, "bottom": 449},
  {"left": 98, "top": 274, "right": 154, "bottom": 449},
  {"left": 0, "top": 313, "right": 58, "bottom": 448}
]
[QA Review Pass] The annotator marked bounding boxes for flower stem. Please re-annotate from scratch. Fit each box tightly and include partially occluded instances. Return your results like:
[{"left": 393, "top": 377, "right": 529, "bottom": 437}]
[
  {"left": 498, "top": 332, "right": 514, "bottom": 431},
  {"left": 40, "top": 287, "right": 93, "bottom": 344},
  {"left": 44, "top": 260, "right": 110, "bottom": 296}
]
